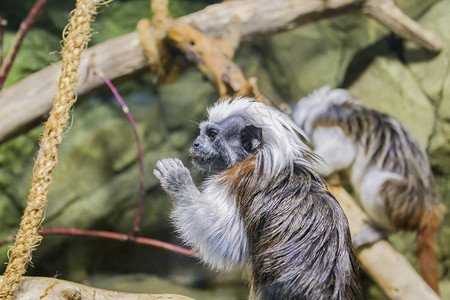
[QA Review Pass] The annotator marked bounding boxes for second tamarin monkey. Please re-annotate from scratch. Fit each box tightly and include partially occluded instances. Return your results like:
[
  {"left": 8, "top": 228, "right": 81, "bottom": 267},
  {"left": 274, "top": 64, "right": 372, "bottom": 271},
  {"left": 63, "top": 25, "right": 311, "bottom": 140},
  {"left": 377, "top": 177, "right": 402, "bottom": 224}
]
[
  {"left": 293, "top": 86, "right": 445, "bottom": 294},
  {"left": 154, "top": 97, "right": 362, "bottom": 299}
]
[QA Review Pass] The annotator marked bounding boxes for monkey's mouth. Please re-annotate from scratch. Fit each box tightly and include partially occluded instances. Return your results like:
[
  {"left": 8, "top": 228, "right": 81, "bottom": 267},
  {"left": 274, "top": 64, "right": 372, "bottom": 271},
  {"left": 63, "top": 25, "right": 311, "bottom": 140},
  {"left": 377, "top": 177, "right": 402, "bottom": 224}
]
[
  {"left": 190, "top": 153, "right": 210, "bottom": 163},
  {"left": 189, "top": 150, "right": 214, "bottom": 170}
]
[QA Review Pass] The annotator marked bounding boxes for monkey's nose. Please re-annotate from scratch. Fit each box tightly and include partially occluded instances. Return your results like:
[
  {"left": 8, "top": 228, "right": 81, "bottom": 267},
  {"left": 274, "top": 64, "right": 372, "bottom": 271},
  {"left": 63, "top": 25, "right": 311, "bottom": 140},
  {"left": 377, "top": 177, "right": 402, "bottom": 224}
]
[{"left": 193, "top": 141, "right": 200, "bottom": 148}]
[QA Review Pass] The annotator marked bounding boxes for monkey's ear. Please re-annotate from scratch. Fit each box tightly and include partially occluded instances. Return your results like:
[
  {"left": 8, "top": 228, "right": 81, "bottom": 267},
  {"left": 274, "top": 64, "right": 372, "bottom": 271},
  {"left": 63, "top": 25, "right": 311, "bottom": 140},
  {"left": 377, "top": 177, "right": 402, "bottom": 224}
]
[{"left": 241, "top": 125, "right": 262, "bottom": 153}]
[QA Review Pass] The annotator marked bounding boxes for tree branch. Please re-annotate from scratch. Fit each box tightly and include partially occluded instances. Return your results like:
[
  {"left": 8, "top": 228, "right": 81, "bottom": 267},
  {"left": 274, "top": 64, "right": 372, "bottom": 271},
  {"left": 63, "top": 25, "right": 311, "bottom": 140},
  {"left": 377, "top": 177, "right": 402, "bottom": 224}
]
[
  {"left": 0, "top": 0, "right": 441, "bottom": 143},
  {"left": 361, "top": 0, "right": 442, "bottom": 53},
  {"left": 0, "top": 228, "right": 196, "bottom": 257},
  {"left": 5, "top": 276, "right": 194, "bottom": 299}
]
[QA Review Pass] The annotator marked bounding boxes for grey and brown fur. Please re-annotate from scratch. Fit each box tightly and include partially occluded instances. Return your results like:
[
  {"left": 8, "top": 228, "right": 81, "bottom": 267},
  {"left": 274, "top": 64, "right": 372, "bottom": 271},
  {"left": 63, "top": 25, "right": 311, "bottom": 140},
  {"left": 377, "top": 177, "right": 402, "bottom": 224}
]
[
  {"left": 293, "top": 86, "right": 445, "bottom": 293},
  {"left": 154, "top": 97, "right": 362, "bottom": 300}
]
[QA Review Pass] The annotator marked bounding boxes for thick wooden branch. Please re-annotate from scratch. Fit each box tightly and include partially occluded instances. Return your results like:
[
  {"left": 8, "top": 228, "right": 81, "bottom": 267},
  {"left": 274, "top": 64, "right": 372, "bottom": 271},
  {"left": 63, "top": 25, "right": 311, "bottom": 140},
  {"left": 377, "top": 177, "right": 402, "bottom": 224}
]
[
  {"left": 361, "top": 0, "right": 442, "bottom": 53},
  {"left": 327, "top": 184, "right": 440, "bottom": 300},
  {"left": 7, "top": 276, "right": 193, "bottom": 299},
  {"left": 0, "top": 32, "right": 149, "bottom": 142},
  {"left": 182, "top": 0, "right": 441, "bottom": 51},
  {"left": 0, "top": 0, "right": 441, "bottom": 143}
]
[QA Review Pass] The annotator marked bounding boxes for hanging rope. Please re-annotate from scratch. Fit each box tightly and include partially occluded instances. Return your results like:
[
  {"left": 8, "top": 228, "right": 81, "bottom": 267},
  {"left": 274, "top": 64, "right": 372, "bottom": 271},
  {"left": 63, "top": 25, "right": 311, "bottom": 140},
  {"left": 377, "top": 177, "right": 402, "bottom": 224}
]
[
  {"left": 153, "top": 0, "right": 170, "bottom": 81},
  {"left": 137, "top": 0, "right": 170, "bottom": 82},
  {"left": 151, "top": 0, "right": 168, "bottom": 39},
  {"left": 0, "top": 0, "right": 106, "bottom": 298}
]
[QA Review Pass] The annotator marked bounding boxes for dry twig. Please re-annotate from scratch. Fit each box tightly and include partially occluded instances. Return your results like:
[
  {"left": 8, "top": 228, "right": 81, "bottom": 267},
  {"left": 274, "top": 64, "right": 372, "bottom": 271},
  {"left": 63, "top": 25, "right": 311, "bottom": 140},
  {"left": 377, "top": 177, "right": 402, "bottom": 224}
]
[{"left": 0, "top": 0, "right": 47, "bottom": 89}]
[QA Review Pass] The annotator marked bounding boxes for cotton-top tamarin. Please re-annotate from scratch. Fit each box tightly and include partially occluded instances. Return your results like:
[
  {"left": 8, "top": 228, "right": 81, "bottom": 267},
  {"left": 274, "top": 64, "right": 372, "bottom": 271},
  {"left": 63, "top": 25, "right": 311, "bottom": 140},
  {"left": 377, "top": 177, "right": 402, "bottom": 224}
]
[
  {"left": 154, "top": 97, "right": 362, "bottom": 300},
  {"left": 293, "top": 86, "right": 444, "bottom": 294}
]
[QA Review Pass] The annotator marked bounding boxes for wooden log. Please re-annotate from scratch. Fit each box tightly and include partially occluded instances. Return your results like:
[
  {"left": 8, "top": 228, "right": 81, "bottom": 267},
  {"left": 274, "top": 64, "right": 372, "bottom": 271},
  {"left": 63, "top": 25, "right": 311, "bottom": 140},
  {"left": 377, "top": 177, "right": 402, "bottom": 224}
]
[
  {"left": 0, "top": 32, "right": 148, "bottom": 142},
  {"left": 327, "top": 184, "right": 441, "bottom": 300},
  {"left": 361, "top": 0, "right": 442, "bottom": 53},
  {"left": 7, "top": 276, "right": 193, "bottom": 299},
  {"left": 0, "top": 0, "right": 442, "bottom": 143}
]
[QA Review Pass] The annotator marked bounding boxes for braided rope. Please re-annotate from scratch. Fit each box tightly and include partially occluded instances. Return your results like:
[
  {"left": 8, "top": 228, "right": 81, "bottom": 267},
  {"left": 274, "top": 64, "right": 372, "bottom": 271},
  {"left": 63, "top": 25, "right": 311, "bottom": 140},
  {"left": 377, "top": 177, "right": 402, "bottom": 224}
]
[
  {"left": 137, "top": 18, "right": 166, "bottom": 80},
  {"left": 151, "top": 0, "right": 168, "bottom": 40},
  {"left": 0, "top": 0, "right": 105, "bottom": 298},
  {"left": 150, "top": 0, "right": 170, "bottom": 81}
]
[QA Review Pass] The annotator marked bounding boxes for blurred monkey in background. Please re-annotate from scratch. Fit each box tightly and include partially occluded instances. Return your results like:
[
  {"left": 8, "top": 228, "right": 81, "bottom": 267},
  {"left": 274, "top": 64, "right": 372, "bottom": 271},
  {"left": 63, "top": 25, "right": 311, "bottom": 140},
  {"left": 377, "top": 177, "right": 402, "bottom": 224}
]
[
  {"left": 155, "top": 97, "right": 362, "bottom": 299},
  {"left": 293, "top": 86, "right": 444, "bottom": 294}
]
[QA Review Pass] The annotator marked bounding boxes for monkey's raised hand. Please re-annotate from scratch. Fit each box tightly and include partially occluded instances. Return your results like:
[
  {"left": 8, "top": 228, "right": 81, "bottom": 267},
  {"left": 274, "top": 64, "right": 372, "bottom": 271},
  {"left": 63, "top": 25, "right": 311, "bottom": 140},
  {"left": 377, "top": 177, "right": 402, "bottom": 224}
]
[{"left": 153, "top": 158, "right": 196, "bottom": 199}]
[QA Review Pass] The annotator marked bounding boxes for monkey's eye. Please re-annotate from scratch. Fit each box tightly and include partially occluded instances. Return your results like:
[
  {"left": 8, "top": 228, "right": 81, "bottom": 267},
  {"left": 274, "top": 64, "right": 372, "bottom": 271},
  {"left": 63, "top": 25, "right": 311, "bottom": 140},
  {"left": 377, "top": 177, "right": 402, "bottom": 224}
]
[{"left": 207, "top": 129, "right": 218, "bottom": 141}]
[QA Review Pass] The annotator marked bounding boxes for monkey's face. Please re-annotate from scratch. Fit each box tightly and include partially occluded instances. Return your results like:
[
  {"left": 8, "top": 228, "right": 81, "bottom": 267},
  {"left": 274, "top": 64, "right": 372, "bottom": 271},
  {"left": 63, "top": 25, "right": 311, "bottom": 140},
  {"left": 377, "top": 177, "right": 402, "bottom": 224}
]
[{"left": 190, "top": 115, "right": 262, "bottom": 172}]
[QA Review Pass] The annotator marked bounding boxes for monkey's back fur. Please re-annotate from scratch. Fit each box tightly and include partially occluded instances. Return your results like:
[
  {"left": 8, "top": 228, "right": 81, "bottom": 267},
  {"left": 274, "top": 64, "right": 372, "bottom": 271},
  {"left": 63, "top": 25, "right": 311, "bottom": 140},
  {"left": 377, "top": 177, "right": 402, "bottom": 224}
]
[
  {"left": 294, "top": 87, "right": 443, "bottom": 231},
  {"left": 221, "top": 158, "right": 361, "bottom": 299},
  {"left": 318, "top": 102, "right": 437, "bottom": 229}
]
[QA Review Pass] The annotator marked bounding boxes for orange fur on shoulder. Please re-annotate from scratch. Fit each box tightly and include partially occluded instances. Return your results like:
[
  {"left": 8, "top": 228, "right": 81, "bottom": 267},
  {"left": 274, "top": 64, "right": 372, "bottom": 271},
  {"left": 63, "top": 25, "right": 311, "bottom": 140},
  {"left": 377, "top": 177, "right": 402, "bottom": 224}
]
[{"left": 220, "top": 156, "right": 257, "bottom": 188}]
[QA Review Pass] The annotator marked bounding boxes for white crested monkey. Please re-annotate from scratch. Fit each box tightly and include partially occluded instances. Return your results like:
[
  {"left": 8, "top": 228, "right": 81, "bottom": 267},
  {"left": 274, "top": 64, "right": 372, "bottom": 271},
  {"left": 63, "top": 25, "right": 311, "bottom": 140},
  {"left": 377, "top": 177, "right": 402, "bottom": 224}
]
[
  {"left": 154, "top": 97, "right": 362, "bottom": 299},
  {"left": 293, "top": 86, "right": 444, "bottom": 294}
]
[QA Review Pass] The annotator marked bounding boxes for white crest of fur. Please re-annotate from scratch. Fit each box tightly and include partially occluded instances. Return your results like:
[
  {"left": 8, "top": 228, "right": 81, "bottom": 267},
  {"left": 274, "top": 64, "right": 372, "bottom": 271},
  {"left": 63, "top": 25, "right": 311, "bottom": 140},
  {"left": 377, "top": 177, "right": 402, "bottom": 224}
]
[
  {"left": 207, "top": 97, "right": 311, "bottom": 179},
  {"left": 293, "top": 86, "right": 359, "bottom": 135}
]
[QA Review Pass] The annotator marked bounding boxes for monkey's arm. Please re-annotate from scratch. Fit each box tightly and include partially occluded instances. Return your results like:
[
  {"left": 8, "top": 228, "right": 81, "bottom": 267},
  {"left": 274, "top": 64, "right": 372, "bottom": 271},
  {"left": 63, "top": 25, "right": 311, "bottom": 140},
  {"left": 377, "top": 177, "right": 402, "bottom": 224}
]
[
  {"left": 352, "top": 170, "right": 401, "bottom": 248},
  {"left": 154, "top": 158, "right": 249, "bottom": 271},
  {"left": 311, "top": 127, "right": 356, "bottom": 177}
]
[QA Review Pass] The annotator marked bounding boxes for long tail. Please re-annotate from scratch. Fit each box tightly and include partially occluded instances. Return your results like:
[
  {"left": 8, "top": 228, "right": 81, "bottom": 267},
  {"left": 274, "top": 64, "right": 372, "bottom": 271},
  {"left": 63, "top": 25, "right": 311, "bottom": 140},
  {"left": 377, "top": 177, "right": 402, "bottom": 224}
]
[{"left": 417, "top": 206, "right": 444, "bottom": 294}]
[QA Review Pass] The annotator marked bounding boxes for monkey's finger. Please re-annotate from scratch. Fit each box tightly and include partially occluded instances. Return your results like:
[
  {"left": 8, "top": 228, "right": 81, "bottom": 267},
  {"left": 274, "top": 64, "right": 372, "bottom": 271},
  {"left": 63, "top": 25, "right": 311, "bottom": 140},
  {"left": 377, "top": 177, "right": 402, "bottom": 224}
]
[
  {"left": 156, "top": 160, "right": 170, "bottom": 174},
  {"left": 167, "top": 158, "right": 185, "bottom": 173},
  {"left": 173, "top": 158, "right": 185, "bottom": 169},
  {"left": 164, "top": 158, "right": 177, "bottom": 170},
  {"left": 153, "top": 169, "right": 163, "bottom": 181},
  {"left": 168, "top": 158, "right": 183, "bottom": 169},
  {"left": 164, "top": 158, "right": 180, "bottom": 171}
]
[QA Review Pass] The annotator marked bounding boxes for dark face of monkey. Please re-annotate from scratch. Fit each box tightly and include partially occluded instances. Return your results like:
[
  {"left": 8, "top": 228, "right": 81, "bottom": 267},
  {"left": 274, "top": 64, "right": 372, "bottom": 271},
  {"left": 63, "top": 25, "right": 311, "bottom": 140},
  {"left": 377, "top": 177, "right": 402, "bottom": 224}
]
[{"left": 190, "top": 115, "right": 262, "bottom": 172}]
